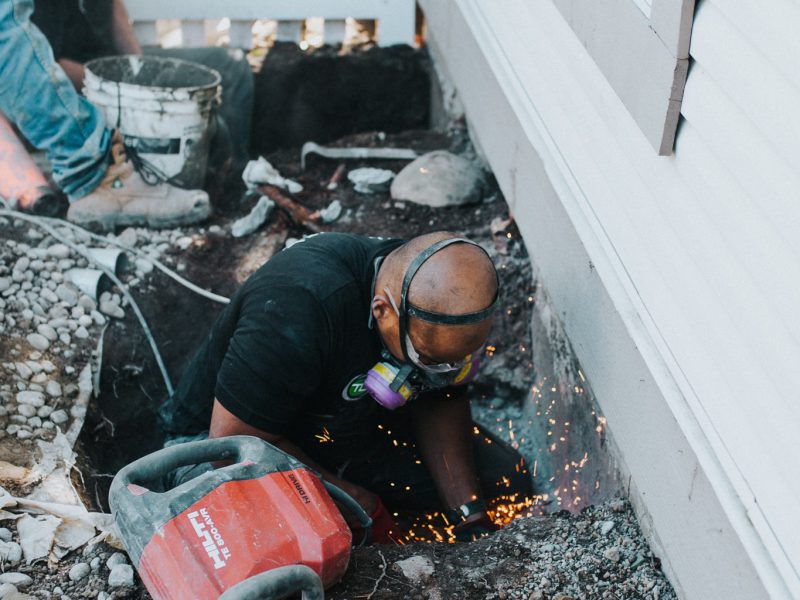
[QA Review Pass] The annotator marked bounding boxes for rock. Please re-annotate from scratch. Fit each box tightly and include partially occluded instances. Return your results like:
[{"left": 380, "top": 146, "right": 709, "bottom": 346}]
[
  {"left": 47, "top": 244, "right": 70, "bottom": 259},
  {"left": 13, "top": 363, "right": 32, "bottom": 380},
  {"left": 319, "top": 200, "right": 343, "bottom": 223},
  {"left": 25, "top": 333, "right": 49, "bottom": 352},
  {"left": 0, "top": 573, "right": 31, "bottom": 588},
  {"left": 97, "top": 593, "right": 110, "bottom": 600},
  {"left": 108, "top": 564, "right": 134, "bottom": 587},
  {"left": 0, "top": 541, "right": 22, "bottom": 564},
  {"left": 90, "top": 557, "right": 101, "bottom": 571},
  {"left": 176, "top": 236, "right": 193, "bottom": 250},
  {"left": 16, "top": 404, "right": 36, "bottom": 418},
  {"left": 78, "top": 315, "right": 93, "bottom": 328},
  {"left": 391, "top": 150, "right": 483, "bottom": 207},
  {"left": 49, "top": 409, "right": 68, "bottom": 425},
  {"left": 348, "top": 168, "right": 395, "bottom": 194},
  {"left": 68, "top": 563, "right": 90, "bottom": 582},
  {"left": 106, "top": 552, "right": 128, "bottom": 570},
  {"left": 99, "top": 301, "right": 125, "bottom": 319},
  {"left": 74, "top": 326, "right": 89, "bottom": 340},
  {"left": 231, "top": 196, "right": 275, "bottom": 238},
  {"left": 603, "top": 547, "right": 621, "bottom": 563},
  {"left": 117, "top": 228, "right": 138, "bottom": 247},
  {"left": 394, "top": 555, "right": 434, "bottom": 583},
  {"left": 40, "top": 288, "right": 58, "bottom": 305},
  {"left": 45, "top": 381, "right": 62, "bottom": 397},
  {"left": 0, "top": 529, "right": 11, "bottom": 542},
  {"left": 23, "top": 361, "right": 41, "bottom": 374},
  {"left": 528, "top": 591, "right": 545, "bottom": 600},
  {"left": 0, "top": 582, "right": 18, "bottom": 598},
  {"left": 134, "top": 258, "right": 153, "bottom": 274},
  {"left": 55, "top": 284, "right": 79, "bottom": 306},
  {"left": 609, "top": 499, "right": 626, "bottom": 513},
  {"left": 37, "top": 405, "right": 53, "bottom": 418},
  {"left": 0, "top": 278, "right": 10, "bottom": 293},
  {"left": 90, "top": 310, "right": 106, "bottom": 326},
  {"left": 13, "top": 257, "right": 30, "bottom": 272},
  {"left": 16, "top": 391, "right": 44, "bottom": 407},
  {"left": 36, "top": 324, "right": 58, "bottom": 341},
  {"left": 599, "top": 521, "right": 616, "bottom": 536}
]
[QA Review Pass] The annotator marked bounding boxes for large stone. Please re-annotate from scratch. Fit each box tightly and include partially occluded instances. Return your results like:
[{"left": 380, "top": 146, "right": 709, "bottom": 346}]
[
  {"left": 49, "top": 409, "right": 68, "bottom": 425},
  {"left": 68, "top": 563, "right": 90, "bottom": 582},
  {"left": 108, "top": 564, "right": 134, "bottom": 588},
  {"left": 0, "top": 573, "right": 32, "bottom": 588},
  {"left": 55, "top": 284, "right": 79, "bottom": 307},
  {"left": 16, "top": 391, "right": 45, "bottom": 407},
  {"left": 390, "top": 150, "right": 483, "bottom": 207},
  {"left": 0, "top": 541, "right": 22, "bottom": 564},
  {"left": 25, "top": 333, "right": 49, "bottom": 352}
]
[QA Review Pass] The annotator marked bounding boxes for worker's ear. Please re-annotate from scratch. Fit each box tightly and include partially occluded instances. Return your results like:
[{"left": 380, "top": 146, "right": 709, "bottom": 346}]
[{"left": 371, "top": 295, "right": 395, "bottom": 324}]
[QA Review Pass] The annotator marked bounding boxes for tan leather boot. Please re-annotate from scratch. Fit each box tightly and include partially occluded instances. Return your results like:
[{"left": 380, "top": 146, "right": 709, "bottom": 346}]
[{"left": 67, "top": 137, "right": 211, "bottom": 231}]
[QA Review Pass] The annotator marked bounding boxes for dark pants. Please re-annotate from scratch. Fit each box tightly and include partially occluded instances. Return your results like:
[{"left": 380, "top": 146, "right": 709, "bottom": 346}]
[{"left": 145, "top": 46, "right": 253, "bottom": 167}]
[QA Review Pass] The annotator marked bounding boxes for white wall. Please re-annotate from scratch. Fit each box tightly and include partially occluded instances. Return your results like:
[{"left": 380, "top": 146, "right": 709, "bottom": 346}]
[{"left": 420, "top": 0, "right": 800, "bottom": 597}]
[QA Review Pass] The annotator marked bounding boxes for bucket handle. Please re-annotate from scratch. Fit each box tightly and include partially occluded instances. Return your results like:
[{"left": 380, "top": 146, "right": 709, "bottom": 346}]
[{"left": 218, "top": 565, "right": 324, "bottom": 600}]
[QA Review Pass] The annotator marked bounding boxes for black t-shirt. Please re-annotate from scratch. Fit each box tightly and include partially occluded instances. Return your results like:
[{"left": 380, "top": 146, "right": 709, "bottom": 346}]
[
  {"left": 160, "top": 233, "right": 405, "bottom": 446},
  {"left": 32, "top": 0, "right": 115, "bottom": 63}
]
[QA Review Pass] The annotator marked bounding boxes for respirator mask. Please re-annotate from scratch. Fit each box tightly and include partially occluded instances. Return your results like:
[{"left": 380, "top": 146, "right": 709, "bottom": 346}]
[{"left": 365, "top": 238, "right": 498, "bottom": 410}]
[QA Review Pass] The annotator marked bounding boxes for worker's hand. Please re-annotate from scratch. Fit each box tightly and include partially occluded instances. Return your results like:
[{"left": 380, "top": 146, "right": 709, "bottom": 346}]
[
  {"left": 336, "top": 481, "right": 378, "bottom": 515},
  {"left": 453, "top": 512, "right": 499, "bottom": 542},
  {"left": 368, "top": 497, "right": 399, "bottom": 545}
]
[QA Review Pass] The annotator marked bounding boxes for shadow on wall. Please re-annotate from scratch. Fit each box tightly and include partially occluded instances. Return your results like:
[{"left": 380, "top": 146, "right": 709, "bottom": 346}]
[{"left": 526, "top": 287, "right": 622, "bottom": 511}]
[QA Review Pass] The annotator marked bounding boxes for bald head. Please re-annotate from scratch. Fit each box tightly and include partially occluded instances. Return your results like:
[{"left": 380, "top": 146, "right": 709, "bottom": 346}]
[
  {"left": 380, "top": 232, "right": 498, "bottom": 315},
  {"left": 373, "top": 232, "right": 498, "bottom": 364}
]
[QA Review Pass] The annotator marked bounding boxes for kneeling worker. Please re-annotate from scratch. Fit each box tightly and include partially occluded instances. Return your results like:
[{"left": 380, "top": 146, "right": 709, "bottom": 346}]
[{"left": 159, "top": 231, "right": 531, "bottom": 542}]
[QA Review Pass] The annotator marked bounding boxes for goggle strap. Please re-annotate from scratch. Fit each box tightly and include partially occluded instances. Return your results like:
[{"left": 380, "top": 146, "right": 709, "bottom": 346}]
[{"left": 407, "top": 296, "right": 499, "bottom": 325}]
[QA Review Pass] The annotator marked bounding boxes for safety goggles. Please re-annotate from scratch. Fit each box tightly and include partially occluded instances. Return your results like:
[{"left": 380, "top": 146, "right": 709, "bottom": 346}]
[{"left": 384, "top": 287, "right": 473, "bottom": 374}]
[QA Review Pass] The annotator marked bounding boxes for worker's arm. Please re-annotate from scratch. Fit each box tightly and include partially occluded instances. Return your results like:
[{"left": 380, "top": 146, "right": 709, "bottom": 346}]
[
  {"left": 58, "top": 58, "right": 85, "bottom": 91},
  {"left": 411, "top": 389, "right": 486, "bottom": 526},
  {"left": 209, "top": 398, "right": 377, "bottom": 515},
  {"left": 110, "top": 0, "right": 142, "bottom": 55}
]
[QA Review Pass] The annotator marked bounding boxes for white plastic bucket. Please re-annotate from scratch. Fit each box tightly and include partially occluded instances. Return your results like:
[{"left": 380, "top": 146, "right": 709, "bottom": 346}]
[{"left": 84, "top": 55, "right": 221, "bottom": 189}]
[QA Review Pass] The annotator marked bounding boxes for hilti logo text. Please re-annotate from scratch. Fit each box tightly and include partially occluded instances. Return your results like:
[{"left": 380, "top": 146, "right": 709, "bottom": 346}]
[
  {"left": 187, "top": 508, "right": 231, "bottom": 570},
  {"left": 288, "top": 473, "right": 311, "bottom": 504}
]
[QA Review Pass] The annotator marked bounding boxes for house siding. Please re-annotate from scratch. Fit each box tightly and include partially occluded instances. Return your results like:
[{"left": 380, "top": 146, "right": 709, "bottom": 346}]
[{"left": 421, "top": 0, "right": 800, "bottom": 597}]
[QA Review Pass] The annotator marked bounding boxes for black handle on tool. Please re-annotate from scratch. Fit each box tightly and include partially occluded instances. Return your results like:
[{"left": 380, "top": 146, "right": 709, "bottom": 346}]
[
  {"left": 218, "top": 565, "right": 324, "bottom": 600},
  {"left": 117, "top": 436, "right": 304, "bottom": 485},
  {"left": 321, "top": 480, "right": 373, "bottom": 545}
]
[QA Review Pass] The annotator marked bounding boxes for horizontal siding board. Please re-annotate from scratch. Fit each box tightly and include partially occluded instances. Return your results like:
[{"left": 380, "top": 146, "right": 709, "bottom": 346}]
[
  {"left": 681, "top": 65, "right": 800, "bottom": 259},
  {"left": 705, "top": 0, "right": 800, "bottom": 93},
  {"left": 690, "top": 0, "right": 800, "bottom": 171}
]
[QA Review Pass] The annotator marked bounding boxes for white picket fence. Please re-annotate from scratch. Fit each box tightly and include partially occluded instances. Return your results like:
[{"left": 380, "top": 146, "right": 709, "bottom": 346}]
[{"left": 124, "top": 0, "right": 417, "bottom": 48}]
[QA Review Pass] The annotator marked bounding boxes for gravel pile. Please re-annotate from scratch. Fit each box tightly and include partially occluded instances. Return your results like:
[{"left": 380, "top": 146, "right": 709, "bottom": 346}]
[
  {"left": 0, "top": 215, "right": 205, "bottom": 598},
  {"left": 332, "top": 498, "right": 677, "bottom": 600},
  {"left": 0, "top": 217, "right": 213, "bottom": 451},
  {"left": 0, "top": 522, "right": 138, "bottom": 599}
]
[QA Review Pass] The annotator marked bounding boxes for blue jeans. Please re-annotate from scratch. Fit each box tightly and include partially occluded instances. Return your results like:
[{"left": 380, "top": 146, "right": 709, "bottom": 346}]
[{"left": 0, "top": 0, "right": 110, "bottom": 201}]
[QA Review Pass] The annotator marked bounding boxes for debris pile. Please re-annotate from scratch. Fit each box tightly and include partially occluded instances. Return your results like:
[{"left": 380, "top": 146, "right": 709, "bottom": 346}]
[{"left": 331, "top": 498, "right": 677, "bottom": 600}]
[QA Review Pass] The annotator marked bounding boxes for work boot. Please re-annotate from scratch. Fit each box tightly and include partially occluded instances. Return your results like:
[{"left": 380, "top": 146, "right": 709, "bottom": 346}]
[{"left": 67, "top": 136, "right": 211, "bottom": 231}]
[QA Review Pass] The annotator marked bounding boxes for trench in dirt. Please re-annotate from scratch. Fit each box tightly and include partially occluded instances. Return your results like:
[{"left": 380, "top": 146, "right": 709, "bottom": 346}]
[{"left": 76, "top": 44, "right": 620, "bottom": 544}]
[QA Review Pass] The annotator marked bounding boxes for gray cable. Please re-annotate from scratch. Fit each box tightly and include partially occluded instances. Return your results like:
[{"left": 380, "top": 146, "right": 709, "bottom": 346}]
[
  {"left": 3, "top": 210, "right": 229, "bottom": 304},
  {"left": 0, "top": 206, "right": 174, "bottom": 396}
]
